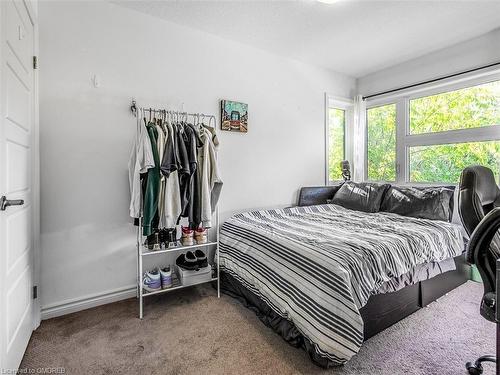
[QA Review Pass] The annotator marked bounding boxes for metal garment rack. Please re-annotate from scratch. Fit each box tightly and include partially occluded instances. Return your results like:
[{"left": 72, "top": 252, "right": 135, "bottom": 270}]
[
  {"left": 130, "top": 99, "right": 217, "bottom": 125},
  {"left": 131, "top": 100, "right": 220, "bottom": 319}
]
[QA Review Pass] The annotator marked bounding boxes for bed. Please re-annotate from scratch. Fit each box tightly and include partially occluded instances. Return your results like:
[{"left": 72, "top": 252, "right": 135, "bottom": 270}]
[{"left": 219, "top": 185, "right": 468, "bottom": 367}]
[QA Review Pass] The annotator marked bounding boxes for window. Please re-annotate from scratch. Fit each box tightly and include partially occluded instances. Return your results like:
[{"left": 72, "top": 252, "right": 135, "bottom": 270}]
[
  {"left": 367, "top": 104, "right": 396, "bottom": 181},
  {"left": 365, "top": 74, "right": 500, "bottom": 184},
  {"left": 326, "top": 96, "right": 352, "bottom": 184},
  {"left": 409, "top": 141, "right": 500, "bottom": 183},
  {"left": 410, "top": 80, "right": 500, "bottom": 134},
  {"left": 328, "top": 108, "right": 345, "bottom": 181}
]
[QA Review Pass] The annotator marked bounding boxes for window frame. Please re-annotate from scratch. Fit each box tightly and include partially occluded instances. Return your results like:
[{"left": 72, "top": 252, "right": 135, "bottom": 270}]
[
  {"left": 364, "top": 69, "right": 500, "bottom": 185},
  {"left": 325, "top": 94, "right": 353, "bottom": 185},
  {"left": 365, "top": 102, "right": 398, "bottom": 183}
]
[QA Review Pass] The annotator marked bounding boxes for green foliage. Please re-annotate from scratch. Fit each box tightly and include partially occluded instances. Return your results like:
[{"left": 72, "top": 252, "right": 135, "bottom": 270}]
[
  {"left": 367, "top": 81, "right": 500, "bottom": 183},
  {"left": 410, "top": 81, "right": 500, "bottom": 134},
  {"left": 329, "top": 108, "right": 345, "bottom": 181},
  {"left": 367, "top": 104, "right": 396, "bottom": 181},
  {"left": 410, "top": 142, "right": 500, "bottom": 183}
]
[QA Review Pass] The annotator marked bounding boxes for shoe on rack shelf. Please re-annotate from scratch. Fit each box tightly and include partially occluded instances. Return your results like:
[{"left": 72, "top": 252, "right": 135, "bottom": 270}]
[
  {"left": 176, "top": 251, "right": 198, "bottom": 270},
  {"left": 143, "top": 268, "right": 161, "bottom": 292},
  {"left": 194, "top": 249, "right": 208, "bottom": 268},
  {"left": 159, "top": 228, "right": 169, "bottom": 249},
  {"left": 146, "top": 231, "right": 161, "bottom": 251},
  {"left": 181, "top": 226, "right": 194, "bottom": 246},
  {"left": 160, "top": 266, "right": 172, "bottom": 289},
  {"left": 167, "top": 227, "right": 180, "bottom": 248},
  {"left": 194, "top": 227, "right": 208, "bottom": 244}
]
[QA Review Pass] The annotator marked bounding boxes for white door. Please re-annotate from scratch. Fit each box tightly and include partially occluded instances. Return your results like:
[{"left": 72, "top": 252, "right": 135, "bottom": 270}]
[{"left": 0, "top": 0, "right": 37, "bottom": 371}]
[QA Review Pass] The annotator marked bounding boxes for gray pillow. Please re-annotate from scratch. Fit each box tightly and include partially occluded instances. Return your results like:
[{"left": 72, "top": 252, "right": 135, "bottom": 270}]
[
  {"left": 329, "top": 181, "right": 390, "bottom": 213},
  {"left": 380, "top": 186, "right": 454, "bottom": 221}
]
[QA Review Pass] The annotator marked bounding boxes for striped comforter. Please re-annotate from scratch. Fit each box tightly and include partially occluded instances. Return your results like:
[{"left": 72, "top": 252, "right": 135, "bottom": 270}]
[{"left": 219, "top": 204, "right": 464, "bottom": 365}]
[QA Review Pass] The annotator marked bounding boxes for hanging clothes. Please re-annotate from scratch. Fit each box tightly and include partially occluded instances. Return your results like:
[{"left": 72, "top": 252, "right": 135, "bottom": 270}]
[
  {"left": 197, "top": 127, "right": 222, "bottom": 228},
  {"left": 181, "top": 123, "right": 199, "bottom": 226},
  {"left": 142, "top": 122, "right": 161, "bottom": 236},
  {"left": 128, "top": 114, "right": 155, "bottom": 219},
  {"left": 160, "top": 120, "right": 182, "bottom": 228},
  {"left": 155, "top": 121, "right": 167, "bottom": 228},
  {"left": 128, "top": 107, "right": 222, "bottom": 236},
  {"left": 175, "top": 124, "right": 191, "bottom": 218},
  {"left": 203, "top": 124, "right": 219, "bottom": 148}
]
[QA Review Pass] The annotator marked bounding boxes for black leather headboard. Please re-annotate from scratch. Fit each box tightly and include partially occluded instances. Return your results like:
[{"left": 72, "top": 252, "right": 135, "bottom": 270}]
[
  {"left": 297, "top": 184, "right": 343, "bottom": 207},
  {"left": 298, "top": 183, "right": 458, "bottom": 209}
]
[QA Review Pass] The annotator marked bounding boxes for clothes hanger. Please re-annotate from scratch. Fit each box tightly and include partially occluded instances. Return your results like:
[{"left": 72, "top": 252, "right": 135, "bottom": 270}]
[
  {"left": 163, "top": 110, "right": 168, "bottom": 133},
  {"left": 181, "top": 112, "right": 186, "bottom": 128},
  {"left": 156, "top": 110, "right": 161, "bottom": 127},
  {"left": 200, "top": 114, "right": 207, "bottom": 132}
]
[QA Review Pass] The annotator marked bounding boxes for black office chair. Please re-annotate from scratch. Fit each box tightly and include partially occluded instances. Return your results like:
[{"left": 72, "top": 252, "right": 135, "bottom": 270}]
[{"left": 458, "top": 165, "right": 500, "bottom": 375}]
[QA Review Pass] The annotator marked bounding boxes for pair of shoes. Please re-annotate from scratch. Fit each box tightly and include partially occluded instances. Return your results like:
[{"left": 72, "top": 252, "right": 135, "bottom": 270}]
[
  {"left": 161, "top": 228, "right": 179, "bottom": 248},
  {"left": 176, "top": 250, "right": 208, "bottom": 271},
  {"left": 194, "top": 227, "right": 208, "bottom": 244},
  {"left": 143, "top": 266, "right": 172, "bottom": 292},
  {"left": 181, "top": 226, "right": 208, "bottom": 245},
  {"left": 181, "top": 226, "right": 194, "bottom": 246},
  {"left": 146, "top": 228, "right": 179, "bottom": 251}
]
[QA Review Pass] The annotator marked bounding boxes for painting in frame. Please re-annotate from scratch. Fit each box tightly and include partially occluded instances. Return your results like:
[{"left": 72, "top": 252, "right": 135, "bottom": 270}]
[{"left": 220, "top": 99, "right": 248, "bottom": 133}]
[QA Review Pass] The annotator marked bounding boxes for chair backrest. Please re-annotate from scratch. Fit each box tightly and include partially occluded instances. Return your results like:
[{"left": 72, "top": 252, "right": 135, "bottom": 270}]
[
  {"left": 458, "top": 165, "right": 500, "bottom": 238},
  {"left": 458, "top": 165, "right": 500, "bottom": 293},
  {"left": 467, "top": 208, "right": 500, "bottom": 298}
]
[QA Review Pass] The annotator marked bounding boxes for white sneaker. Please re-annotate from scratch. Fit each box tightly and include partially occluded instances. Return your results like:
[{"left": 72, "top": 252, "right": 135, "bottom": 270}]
[
  {"left": 194, "top": 227, "right": 208, "bottom": 244},
  {"left": 143, "top": 268, "right": 161, "bottom": 292},
  {"left": 160, "top": 266, "right": 172, "bottom": 289}
]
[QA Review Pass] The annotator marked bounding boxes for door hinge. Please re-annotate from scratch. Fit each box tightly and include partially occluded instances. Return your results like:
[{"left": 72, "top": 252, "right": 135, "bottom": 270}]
[
  {"left": 33, "top": 285, "right": 38, "bottom": 299},
  {"left": 33, "top": 56, "right": 38, "bottom": 70}
]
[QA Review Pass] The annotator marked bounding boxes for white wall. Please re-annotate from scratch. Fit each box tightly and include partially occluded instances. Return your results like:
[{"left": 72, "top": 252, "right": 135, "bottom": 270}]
[
  {"left": 357, "top": 28, "right": 500, "bottom": 96},
  {"left": 38, "top": 1, "right": 355, "bottom": 316}
]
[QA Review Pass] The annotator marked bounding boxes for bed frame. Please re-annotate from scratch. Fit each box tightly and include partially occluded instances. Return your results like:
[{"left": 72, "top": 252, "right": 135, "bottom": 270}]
[
  {"left": 360, "top": 254, "right": 469, "bottom": 338},
  {"left": 220, "top": 255, "right": 469, "bottom": 367},
  {"left": 219, "top": 185, "right": 470, "bottom": 367},
  {"left": 297, "top": 185, "right": 471, "bottom": 339}
]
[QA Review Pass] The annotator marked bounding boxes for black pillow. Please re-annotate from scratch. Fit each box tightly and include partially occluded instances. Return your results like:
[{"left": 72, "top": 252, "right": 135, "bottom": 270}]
[
  {"left": 329, "top": 181, "right": 390, "bottom": 213},
  {"left": 380, "top": 186, "right": 454, "bottom": 221}
]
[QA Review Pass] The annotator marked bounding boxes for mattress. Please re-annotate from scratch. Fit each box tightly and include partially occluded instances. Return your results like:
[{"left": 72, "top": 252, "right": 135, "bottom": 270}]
[
  {"left": 219, "top": 204, "right": 464, "bottom": 365},
  {"left": 375, "top": 257, "right": 456, "bottom": 294}
]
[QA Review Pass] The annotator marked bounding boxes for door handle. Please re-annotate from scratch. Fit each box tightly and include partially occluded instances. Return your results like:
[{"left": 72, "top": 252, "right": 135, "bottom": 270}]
[{"left": 0, "top": 196, "right": 24, "bottom": 211}]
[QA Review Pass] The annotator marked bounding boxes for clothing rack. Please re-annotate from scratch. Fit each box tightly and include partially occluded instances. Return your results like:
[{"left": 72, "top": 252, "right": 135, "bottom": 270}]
[
  {"left": 130, "top": 99, "right": 217, "bottom": 124},
  {"left": 131, "top": 100, "right": 221, "bottom": 319}
]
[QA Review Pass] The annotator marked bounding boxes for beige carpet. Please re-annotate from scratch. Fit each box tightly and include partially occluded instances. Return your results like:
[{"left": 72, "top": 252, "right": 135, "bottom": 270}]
[{"left": 21, "top": 281, "right": 495, "bottom": 375}]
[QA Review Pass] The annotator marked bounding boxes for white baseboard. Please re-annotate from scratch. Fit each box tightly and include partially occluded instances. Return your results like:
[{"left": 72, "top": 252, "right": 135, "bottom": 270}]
[{"left": 41, "top": 285, "right": 137, "bottom": 320}]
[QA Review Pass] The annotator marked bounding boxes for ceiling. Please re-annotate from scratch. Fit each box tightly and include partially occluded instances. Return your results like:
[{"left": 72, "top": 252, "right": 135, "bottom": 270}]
[{"left": 115, "top": 0, "right": 500, "bottom": 78}]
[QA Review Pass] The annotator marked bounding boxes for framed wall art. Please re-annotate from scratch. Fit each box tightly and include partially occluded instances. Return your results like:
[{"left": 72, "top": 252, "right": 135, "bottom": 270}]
[{"left": 220, "top": 99, "right": 248, "bottom": 133}]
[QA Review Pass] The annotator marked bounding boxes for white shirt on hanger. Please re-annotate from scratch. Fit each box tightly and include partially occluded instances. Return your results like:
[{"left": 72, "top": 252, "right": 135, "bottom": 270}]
[
  {"left": 162, "top": 121, "right": 182, "bottom": 228},
  {"left": 198, "top": 127, "right": 222, "bottom": 228},
  {"left": 156, "top": 123, "right": 167, "bottom": 228},
  {"left": 128, "top": 119, "right": 155, "bottom": 218}
]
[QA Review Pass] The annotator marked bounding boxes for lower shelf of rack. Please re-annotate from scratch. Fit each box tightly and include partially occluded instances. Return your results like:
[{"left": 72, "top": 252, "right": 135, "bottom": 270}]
[
  {"left": 141, "top": 241, "right": 218, "bottom": 256},
  {"left": 141, "top": 276, "right": 218, "bottom": 297}
]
